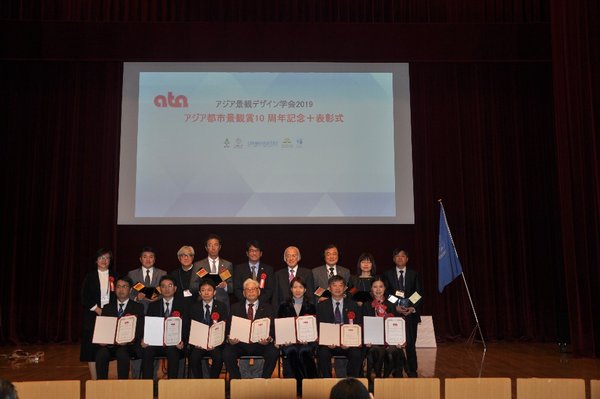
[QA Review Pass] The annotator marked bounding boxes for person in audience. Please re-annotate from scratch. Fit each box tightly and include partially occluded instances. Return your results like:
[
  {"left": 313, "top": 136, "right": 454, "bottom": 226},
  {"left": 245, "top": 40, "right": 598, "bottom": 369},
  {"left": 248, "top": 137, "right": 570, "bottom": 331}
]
[
  {"left": 316, "top": 275, "right": 364, "bottom": 377},
  {"left": 170, "top": 245, "right": 200, "bottom": 304},
  {"left": 189, "top": 279, "right": 229, "bottom": 378},
  {"left": 382, "top": 249, "right": 423, "bottom": 378},
  {"left": 0, "top": 379, "right": 19, "bottom": 399},
  {"left": 190, "top": 234, "right": 233, "bottom": 309},
  {"left": 233, "top": 240, "right": 274, "bottom": 303},
  {"left": 128, "top": 246, "right": 166, "bottom": 312},
  {"left": 223, "top": 278, "right": 279, "bottom": 379},
  {"left": 313, "top": 245, "right": 351, "bottom": 302},
  {"left": 141, "top": 275, "right": 189, "bottom": 379},
  {"left": 362, "top": 277, "right": 405, "bottom": 380},
  {"left": 276, "top": 276, "right": 318, "bottom": 392},
  {"left": 329, "top": 378, "right": 373, "bottom": 399},
  {"left": 81, "top": 248, "right": 117, "bottom": 379},
  {"left": 349, "top": 252, "right": 377, "bottom": 306},
  {"left": 95, "top": 276, "right": 145, "bottom": 379},
  {"left": 273, "top": 246, "right": 315, "bottom": 306}
]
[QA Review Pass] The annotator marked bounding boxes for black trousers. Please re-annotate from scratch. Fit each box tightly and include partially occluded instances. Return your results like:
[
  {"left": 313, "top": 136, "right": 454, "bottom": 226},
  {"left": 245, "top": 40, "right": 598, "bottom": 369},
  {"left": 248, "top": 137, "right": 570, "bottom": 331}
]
[
  {"left": 190, "top": 346, "right": 224, "bottom": 378},
  {"left": 317, "top": 346, "right": 363, "bottom": 378},
  {"left": 281, "top": 343, "right": 318, "bottom": 379},
  {"left": 95, "top": 345, "right": 139, "bottom": 379},
  {"left": 141, "top": 346, "right": 183, "bottom": 379},
  {"left": 222, "top": 342, "right": 279, "bottom": 379}
]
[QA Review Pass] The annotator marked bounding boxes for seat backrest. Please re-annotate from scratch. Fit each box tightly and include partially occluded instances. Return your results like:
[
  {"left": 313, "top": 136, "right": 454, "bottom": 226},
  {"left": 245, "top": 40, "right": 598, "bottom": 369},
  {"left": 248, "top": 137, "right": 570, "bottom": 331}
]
[
  {"left": 230, "top": 378, "right": 296, "bottom": 399},
  {"left": 85, "top": 380, "right": 153, "bottom": 399},
  {"left": 591, "top": 380, "right": 600, "bottom": 399},
  {"left": 374, "top": 378, "right": 440, "bottom": 399},
  {"left": 14, "top": 380, "right": 80, "bottom": 399},
  {"left": 158, "top": 379, "right": 224, "bottom": 399},
  {"left": 445, "top": 378, "right": 511, "bottom": 399},
  {"left": 517, "top": 378, "right": 585, "bottom": 399},
  {"left": 302, "top": 378, "right": 369, "bottom": 399}
]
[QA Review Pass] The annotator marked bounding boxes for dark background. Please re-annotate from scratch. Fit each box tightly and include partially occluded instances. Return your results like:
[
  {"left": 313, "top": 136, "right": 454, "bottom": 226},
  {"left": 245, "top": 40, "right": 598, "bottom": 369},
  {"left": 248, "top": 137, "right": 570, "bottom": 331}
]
[{"left": 1, "top": 0, "right": 598, "bottom": 358}]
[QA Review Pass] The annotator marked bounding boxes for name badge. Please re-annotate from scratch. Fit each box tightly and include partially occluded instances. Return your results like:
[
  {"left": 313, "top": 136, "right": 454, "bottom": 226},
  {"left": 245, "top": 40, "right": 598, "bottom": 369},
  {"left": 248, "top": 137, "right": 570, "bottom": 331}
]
[
  {"left": 183, "top": 289, "right": 193, "bottom": 297},
  {"left": 396, "top": 290, "right": 405, "bottom": 298}
]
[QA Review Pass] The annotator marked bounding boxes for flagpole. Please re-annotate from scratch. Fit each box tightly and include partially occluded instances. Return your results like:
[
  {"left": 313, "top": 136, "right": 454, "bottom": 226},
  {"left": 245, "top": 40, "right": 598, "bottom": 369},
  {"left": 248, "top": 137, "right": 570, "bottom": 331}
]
[{"left": 438, "top": 199, "right": 486, "bottom": 351}]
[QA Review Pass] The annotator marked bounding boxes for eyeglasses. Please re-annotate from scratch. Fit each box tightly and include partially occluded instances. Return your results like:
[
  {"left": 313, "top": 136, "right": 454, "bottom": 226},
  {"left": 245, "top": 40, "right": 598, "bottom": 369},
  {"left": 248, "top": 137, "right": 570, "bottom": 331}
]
[
  {"left": 244, "top": 287, "right": 259, "bottom": 292},
  {"left": 97, "top": 256, "right": 111, "bottom": 261},
  {"left": 178, "top": 254, "right": 193, "bottom": 258},
  {"left": 115, "top": 284, "right": 130, "bottom": 289},
  {"left": 161, "top": 283, "right": 175, "bottom": 288}
]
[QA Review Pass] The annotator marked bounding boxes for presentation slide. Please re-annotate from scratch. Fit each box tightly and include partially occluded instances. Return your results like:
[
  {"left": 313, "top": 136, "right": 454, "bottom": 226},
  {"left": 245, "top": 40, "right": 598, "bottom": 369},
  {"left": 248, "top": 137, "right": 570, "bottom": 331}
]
[{"left": 119, "top": 63, "right": 413, "bottom": 224}]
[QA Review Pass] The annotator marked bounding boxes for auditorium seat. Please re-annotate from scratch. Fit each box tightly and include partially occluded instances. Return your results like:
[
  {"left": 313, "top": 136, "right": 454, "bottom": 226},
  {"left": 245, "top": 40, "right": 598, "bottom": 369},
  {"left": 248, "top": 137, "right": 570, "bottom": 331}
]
[
  {"left": 85, "top": 380, "right": 153, "bottom": 399},
  {"left": 591, "top": 380, "right": 600, "bottom": 399},
  {"left": 445, "top": 378, "right": 511, "bottom": 399},
  {"left": 374, "top": 378, "right": 440, "bottom": 399},
  {"left": 14, "top": 380, "right": 80, "bottom": 399},
  {"left": 158, "top": 378, "right": 224, "bottom": 399},
  {"left": 302, "top": 378, "right": 368, "bottom": 399},
  {"left": 517, "top": 378, "right": 585, "bottom": 399},
  {"left": 230, "top": 378, "right": 296, "bottom": 399}
]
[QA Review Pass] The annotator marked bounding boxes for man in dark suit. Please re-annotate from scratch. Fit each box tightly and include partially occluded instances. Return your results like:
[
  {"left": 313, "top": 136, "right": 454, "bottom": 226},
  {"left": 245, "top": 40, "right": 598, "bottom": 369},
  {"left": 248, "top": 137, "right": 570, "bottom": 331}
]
[
  {"left": 190, "top": 234, "right": 233, "bottom": 309},
  {"left": 141, "top": 275, "right": 190, "bottom": 379},
  {"left": 273, "top": 246, "right": 315, "bottom": 306},
  {"left": 189, "top": 279, "right": 230, "bottom": 378},
  {"left": 316, "top": 275, "right": 364, "bottom": 377},
  {"left": 95, "top": 276, "right": 145, "bottom": 379},
  {"left": 312, "top": 244, "right": 351, "bottom": 302},
  {"left": 382, "top": 248, "right": 424, "bottom": 378},
  {"left": 223, "top": 278, "right": 279, "bottom": 379},
  {"left": 233, "top": 240, "right": 274, "bottom": 303},
  {"left": 127, "top": 246, "right": 167, "bottom": 312}
]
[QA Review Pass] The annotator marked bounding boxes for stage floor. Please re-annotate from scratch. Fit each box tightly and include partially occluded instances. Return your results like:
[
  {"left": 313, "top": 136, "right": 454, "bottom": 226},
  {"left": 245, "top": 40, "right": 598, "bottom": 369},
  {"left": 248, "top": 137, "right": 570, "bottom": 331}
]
[{"left": 1, "top": 342, "right": 599, "bottom": 398}]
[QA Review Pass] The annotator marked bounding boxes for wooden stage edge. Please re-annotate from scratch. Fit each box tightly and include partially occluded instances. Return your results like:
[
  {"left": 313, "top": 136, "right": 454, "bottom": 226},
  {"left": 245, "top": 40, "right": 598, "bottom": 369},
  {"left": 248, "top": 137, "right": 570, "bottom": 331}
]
[{"left": 1, "top": 342, "right": 599, "bottom": 397}]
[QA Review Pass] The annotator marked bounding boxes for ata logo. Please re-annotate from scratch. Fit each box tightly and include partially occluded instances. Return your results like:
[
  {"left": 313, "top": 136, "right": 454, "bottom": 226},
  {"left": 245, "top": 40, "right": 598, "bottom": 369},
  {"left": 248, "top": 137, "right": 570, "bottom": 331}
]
[{"left": 153, "top": 92, "right": 189, "bottom": 108}]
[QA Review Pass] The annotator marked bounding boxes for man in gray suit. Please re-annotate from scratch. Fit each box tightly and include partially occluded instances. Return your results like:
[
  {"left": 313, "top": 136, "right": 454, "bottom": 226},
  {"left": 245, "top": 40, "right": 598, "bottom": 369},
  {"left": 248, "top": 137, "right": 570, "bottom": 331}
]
[
  {"left": 127, "top": 246, "right": 167, "bottom": 312},
  {"left": 312, "top": 244, "right": 351, "bottom": 302},
  {"left": 190, "top": 233, "right": 233, "bottom": 309}
]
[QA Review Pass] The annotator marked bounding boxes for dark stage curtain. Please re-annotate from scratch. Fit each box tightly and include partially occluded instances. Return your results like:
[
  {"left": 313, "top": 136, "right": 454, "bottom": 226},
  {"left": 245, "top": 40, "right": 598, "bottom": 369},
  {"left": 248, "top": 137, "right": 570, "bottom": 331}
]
[{"left": 550, "top": 0, "right": 600, "bottom": 358}]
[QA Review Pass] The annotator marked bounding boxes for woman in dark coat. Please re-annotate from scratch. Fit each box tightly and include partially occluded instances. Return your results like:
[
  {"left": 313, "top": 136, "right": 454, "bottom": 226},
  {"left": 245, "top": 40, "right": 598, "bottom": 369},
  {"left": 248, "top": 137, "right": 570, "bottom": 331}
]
[
  {"left": 276, "top": 276, "right": 318, "bottom": 392},
  {"left": 80, "top": 248, "right": 116, "bottom": 379}
]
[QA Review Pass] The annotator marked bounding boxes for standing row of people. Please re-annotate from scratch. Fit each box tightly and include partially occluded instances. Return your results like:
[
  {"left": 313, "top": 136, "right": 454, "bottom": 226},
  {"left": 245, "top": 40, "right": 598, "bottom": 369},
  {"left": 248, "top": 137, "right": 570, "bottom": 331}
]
[{"left": 80, "top": 235, "right": 423, "bottom": 383}]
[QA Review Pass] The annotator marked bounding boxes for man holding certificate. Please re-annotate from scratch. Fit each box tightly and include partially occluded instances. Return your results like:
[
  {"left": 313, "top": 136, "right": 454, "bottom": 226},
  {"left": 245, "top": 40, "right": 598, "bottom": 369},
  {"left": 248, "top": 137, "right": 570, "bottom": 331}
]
[
  {"left": 382, "top": 249, "right": 423, "bottom": 378},
  {"left": 223, "top": 278, "right": 279, "bottom": 379},
  {"left": 141, "top": 275, "right": 190, "bottom": 379},
  {"left": 316, "top": 275, "right": 364, "bottom": 378},
  {"left": 95, "top": 276, "right": 145, "bottom": 379},
  {"left": 189, "top": 279, "right": 229, "bottom": 378}
]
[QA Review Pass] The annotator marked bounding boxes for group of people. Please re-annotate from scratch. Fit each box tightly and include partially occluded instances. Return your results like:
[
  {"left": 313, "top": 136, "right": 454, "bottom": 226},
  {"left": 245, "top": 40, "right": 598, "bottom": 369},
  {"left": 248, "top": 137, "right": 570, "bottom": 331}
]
[{"left": 80, "top": 234, "right": 423, "bottom": 389}]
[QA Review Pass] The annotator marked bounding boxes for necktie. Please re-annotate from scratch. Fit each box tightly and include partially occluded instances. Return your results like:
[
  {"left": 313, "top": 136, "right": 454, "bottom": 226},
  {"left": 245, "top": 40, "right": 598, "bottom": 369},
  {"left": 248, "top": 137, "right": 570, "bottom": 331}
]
[
  {"left": 328, "top": 267, "right": 335, "bottom": 279},
  {"left": 165, "top": 302, "right": 171, "bottom": 317},
  {"left": 118, "top": 303, "right": 124, "bottom": 317},
  {"left": 334, "top": 302, "right": 342, "bottom": 324},
  {"left": 144, "top": 269, "right": 151, "bottom": 286},
  {"left": 398, "top": 270, "right": 405, "bottom": 291},
  {"left": 247, "top": 303, "right": 254, "bottom": 321},
  {"left": 204, "top": 304, "right": 211, "bottom": 325},
  {"left": 211, "top": 260, "right": 216, "bottom": 274},
  {"left": 251, "top": 266, "right": 257, "bottom": 280},
  {"left": 289, "top": 268, "right": 295, "bottom": 282}
]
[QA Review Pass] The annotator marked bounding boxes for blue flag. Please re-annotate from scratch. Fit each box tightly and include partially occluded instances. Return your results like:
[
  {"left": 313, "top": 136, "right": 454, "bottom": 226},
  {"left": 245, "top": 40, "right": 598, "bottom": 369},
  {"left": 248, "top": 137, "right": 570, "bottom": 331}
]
[{"left": 438, "top": 203, "right": 463, "bottom": 292}]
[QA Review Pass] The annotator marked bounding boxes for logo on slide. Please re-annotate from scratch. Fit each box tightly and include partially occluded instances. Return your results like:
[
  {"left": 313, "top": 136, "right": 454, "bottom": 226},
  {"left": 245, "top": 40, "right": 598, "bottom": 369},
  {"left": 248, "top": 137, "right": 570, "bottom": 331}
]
[{"left": 153, "top": 92, "right": 189, "bottom": 108}]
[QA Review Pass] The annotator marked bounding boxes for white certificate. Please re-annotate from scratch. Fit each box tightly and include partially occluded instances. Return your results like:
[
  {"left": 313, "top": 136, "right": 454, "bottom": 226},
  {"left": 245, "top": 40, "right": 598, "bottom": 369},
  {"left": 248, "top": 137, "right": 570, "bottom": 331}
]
[
  {"left": 250, "top": 318, "right": 271, "bottom": 342},
  {"left": 385, "top": 317, "right": 406, "bottom": 346},
  {"left": 296, "top": 315, "right": 318, "bottom": 342},
  {"left": 143, "top": 316, "right": 165, "bottom": 346},
  {"left": 230, "top": 315, "right": 251, "bottom": 343},
  {"left": 275, "top": 317, "right": 297, "bottom": 345},
  {"left": 92, "top": 316, "right": 117, "bottom": 344},
  {"left": 319, "top": 322, "right": 340, "bottom": 346},
  {"left": 363, "top": 316, "right": 385, "bottom": 345},
  {"left": 164, "top": 316, "right": 182, "bottom": 346},
  {"left": 341, "top": 324, "right": 362, "bottom": 347},
  {"left": 115, "top": 315, "right": 137, "bottom": 344},
  {"left": 208, "top": 321, "right": 226, "bottom": 348},
  {"left": 189, "top": 320, "right": 210, "bottom": 349}
]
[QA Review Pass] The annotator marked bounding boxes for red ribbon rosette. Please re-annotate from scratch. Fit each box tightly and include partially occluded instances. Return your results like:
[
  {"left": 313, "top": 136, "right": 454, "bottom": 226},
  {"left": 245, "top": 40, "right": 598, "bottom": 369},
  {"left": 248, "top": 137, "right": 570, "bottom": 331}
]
[
  {"left": 347, "top": 311, "right": 356, "bottom": 325},
  {"left": 211, "top": 312, "right": 220, "bottom": 323},
  {"left": 109, "top": 276, "right": 115, "bottom": 291},
  {"left": 259, "top": 273, "right": 267, "bottom": 289},
  {"left": 171, "top": 310, "right": 181, "bottom": 318}
]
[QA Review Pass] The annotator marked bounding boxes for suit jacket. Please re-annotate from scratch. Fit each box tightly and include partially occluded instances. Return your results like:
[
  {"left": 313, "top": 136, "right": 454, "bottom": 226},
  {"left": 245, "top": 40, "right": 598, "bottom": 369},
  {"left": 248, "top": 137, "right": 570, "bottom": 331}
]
[
  {"left": 189, "top": 299, "right": 230, "bottom": 327},
  {"left": 312, "top": 265, "right": 351, "bottom": 291},
  {"left": 127, "top": 266, "right": 167, "bottom": 311},
  {"left": 102, "top": 299, "right": 146, "bottom": 343},
  {"left": 382, "top": 267, "right": 423, "bottom": 323},
  {"left": 233, "top": 262, "right": 274, "bottom": 303},
  {"left": 190, "top": 258, "right": 233, "bottom": 307},
  {"left": 81, "top": 269, "right": 117, "bottom": 311},
  {"left": 272, "top": 266, "right": 315, "bottom": 306},
  {"left": 316, "top": 297, "right": 363, "bottom": 326},
  {"left": 146, "top": 297, "right": 191, "bottom": 343},
  {"left": 277, "top": 300, "right": 317, "bottom": 318},
  {"left": 227, "top": 300, "right": 275, "bottom": 337}
]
